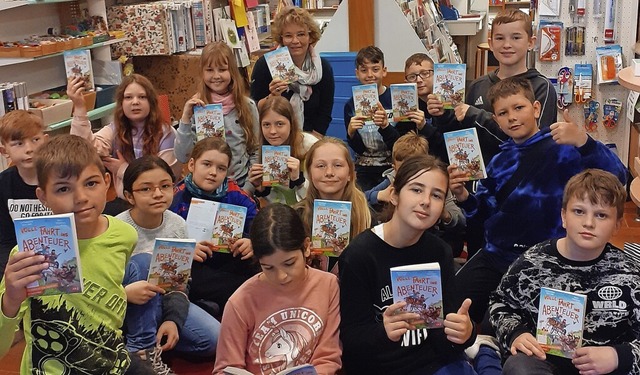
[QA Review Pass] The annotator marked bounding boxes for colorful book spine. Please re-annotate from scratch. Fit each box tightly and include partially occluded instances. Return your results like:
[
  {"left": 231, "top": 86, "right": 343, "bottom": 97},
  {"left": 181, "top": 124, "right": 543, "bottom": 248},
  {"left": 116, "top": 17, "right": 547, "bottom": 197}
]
[
  {"left": 390, "top": 262, "right": 443, "bottom": 329},
  {"left": 194, "top": 103, "right": 225, "bottom": 141},
  {"left": 433, "top": 63, "right": 466, "bottom": 109},
  {"left": 63, "top": 50, "right": 95, "bottom": 91},
  {"left": 13, "top": 213, "right": 83, "bottom": 297},
  {"left": 443, "top": 128, "right": 487, "bottom": 180},
  {"left": 311, "top": 199, "right": 351, "bottom": 256},
  {"left": 390, "top": 83, "right": 418, "bottom": 122},
  {"left": 147, "top": 238, "right": 197, "bottom": 293},
  {"left": 536, "top": 287, "right": 587, "bottom": 358},
  {"left": 212, "top": 203, "right": 247, "bottom": 252},
  {"left": 262, "top": 145, "right": 290, "bottom": 187},
  {"left": 264, "top": 47, "right": 298, "bottom": 84},
  {"left": 352, "top": 83, "right": 379, "bottom": 122}
]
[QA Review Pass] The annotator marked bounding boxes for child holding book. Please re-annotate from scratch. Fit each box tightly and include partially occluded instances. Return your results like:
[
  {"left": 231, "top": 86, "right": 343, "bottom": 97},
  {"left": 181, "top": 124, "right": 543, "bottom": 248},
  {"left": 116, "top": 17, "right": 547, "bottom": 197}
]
[
  {"left": 212, "top": 203, "right": 341, "bottom": 374},
  {"left": 0, "top": 135, "right": 137, "bottom": 373},
  {"left": 250, "top": 6, "right": 334, "bottom": 138},
  {"left": 344, "top": 46, "right": 400, "bottom": 191},
  {"left": 451, "top": 77, "right": 626, "bottom": 324},
  {"left": 490, "top": 169, "right": 640, "bottom": 375},
  {"left": 0, "top": 110, "right": 51, "bottom": 277},
  {"left": 170, "top": 137, "right": 258, "bottom": 315},
  {"left": 116, "top": 155, "right": 219, "bottom": 372},
  {"left": 248, "top": 96, "right": 318, "bottom": 205},
  {"left": 427, "top": 9, "right": 557, "bottom": 163},
  {"left": 339, "top": 154, "right": 498, "bottom": 375},
  {"left": 399, "top": 53, "right": 448, "bottom": 162},
  {"left": 365, "top": 132, "right": 465, "bottom": 256},
  {"left": 68, "top": 74, "right": 178, "bottom": 200},
  {"left": 175, "top": 41, "right": 259, "bottom": 193}
]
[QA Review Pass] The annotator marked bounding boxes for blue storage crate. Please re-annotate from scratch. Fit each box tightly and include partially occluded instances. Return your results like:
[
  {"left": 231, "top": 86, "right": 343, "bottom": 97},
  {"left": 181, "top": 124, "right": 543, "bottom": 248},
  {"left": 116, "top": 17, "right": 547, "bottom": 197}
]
[{"left": 320, "top": 52, "right": 357, "bottom": 75}]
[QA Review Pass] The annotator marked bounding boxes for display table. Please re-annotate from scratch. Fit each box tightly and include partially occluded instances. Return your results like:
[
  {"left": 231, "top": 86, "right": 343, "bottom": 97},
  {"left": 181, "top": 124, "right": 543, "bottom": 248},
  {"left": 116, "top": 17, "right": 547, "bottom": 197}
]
[{"left": 618, "top": 66, "right": 640, "bottom": 209}]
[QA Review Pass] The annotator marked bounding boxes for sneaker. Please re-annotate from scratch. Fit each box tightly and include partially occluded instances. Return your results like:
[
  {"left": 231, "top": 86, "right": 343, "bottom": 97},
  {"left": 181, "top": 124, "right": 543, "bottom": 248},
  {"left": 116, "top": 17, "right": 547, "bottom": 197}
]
[
  {"left": 464, "top": 334, "right": 500, "bottom": 360},
  {"left": 135, "top": 347, "right": 176, "bottom": 375}
]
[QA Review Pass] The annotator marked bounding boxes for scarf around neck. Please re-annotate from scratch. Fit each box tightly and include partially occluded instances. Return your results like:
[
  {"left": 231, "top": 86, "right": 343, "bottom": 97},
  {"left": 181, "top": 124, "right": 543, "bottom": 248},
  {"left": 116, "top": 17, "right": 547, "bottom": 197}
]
[
  {"left": 289, "top": 45, "right": 323, "bottom": 129},
  {"left": 210, "top": 91, "right": 236, "bottom": 115},
  {"left": 184, "top": 173, "right": 228, "bottom": 201}
]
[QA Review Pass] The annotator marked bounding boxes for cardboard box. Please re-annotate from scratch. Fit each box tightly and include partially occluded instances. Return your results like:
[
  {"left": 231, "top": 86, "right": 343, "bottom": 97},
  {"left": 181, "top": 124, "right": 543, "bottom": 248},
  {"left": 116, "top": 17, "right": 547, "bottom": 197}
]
[{"left": 29, "top": 99, "right": 73, "bottom": 126}]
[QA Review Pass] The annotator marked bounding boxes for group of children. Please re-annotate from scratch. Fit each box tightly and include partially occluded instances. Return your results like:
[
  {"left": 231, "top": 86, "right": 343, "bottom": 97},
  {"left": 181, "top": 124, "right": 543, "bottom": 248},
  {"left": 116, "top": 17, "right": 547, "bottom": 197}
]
[{"left": 0, "top": 6, "right": 637, "bottom": 375}]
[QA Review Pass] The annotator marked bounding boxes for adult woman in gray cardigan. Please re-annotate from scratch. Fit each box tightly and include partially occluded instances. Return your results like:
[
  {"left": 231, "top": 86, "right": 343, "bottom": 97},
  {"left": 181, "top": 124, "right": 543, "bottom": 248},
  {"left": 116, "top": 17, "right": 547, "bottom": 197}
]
[
  {"left": 175, "top": 42, "right": 259, "bottom": 193},
  {"left": 250, "top": 6, "right": 335, "bottom": 139}
]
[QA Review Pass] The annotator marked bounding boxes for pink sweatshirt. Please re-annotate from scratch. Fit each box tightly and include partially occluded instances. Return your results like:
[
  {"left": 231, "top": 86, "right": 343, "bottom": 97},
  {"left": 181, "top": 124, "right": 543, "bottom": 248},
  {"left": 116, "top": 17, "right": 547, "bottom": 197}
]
[{"left": 213, "top": 267, "right": 341, "bottom": 375}]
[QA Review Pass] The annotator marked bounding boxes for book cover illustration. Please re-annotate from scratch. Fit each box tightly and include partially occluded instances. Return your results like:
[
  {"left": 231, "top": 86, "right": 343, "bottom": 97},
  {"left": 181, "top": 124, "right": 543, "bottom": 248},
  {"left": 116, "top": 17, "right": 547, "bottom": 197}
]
[
  {"left": 352, "top": 83, "right": 379, "bottom": 122},
  {"left": 147, "top": 238, "right": 196, "bottom": 293},
  {"left": 390, "top": 262, "right": 443, "bottom": 329},
  {"left": 211, "top": 203, "right": 247, "bottom": 252},
  {"left": 63, "top": 50, "right": 94, "bottom": 91},
  {"left": 262, "top": 145, "right": 290, "bottom": 187},
  {"left": 185, "top": 198, "right": 220, "bottom": 242},
  {"left": 443, "top": 128, "right": 486, "bottom": 180},
  {"left": 311, "top": 199, "right": 351, "bottom": 256},
  {"left": 194, "top": 103, "right": 225, "bottom": 141},
  {"left": 264, "top": 47, "right": 298, "bottom": 84},
  {"left": 390, "top": 83, "right": 418, "bottom": 122},
  {"left": 13, "top": 213, "right": 83, "bottom": 297},
  {"left": 536, "top": 287, "right": 587, "bottom": 358},
  {"left": 433, "top": 63, "right": 466, "bottom": 109}
]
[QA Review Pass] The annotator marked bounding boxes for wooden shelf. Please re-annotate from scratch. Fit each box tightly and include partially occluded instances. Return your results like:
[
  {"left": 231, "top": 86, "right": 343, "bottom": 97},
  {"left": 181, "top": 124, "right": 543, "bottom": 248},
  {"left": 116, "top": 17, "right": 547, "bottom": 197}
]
[
  {"left": 0, "top": 0, "right": 75, "bottom": 12},
  {"left": 47, "top": 102, "right": 116, "bottom": 131},
  {"left": 0, "top": 38, "right": 127, "bottom": 67},
  {"left": 618, "top": 66, "right": 640, "bottom": 93}
]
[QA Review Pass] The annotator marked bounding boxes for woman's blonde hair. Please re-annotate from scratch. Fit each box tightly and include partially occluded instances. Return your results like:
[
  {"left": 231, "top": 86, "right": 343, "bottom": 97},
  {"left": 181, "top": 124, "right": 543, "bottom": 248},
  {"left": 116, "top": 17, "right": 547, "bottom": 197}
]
[
  {"left": 198, "top": 41, "right": 257, "bottom": 153},
  {"left": 272, "top": 6, "right": 321, "bottom": 46},
  {"left": 258, "top": 96, "right": 305, "bottom": 161},
  {"left": 295, "top": 137, "right": 371, "bottom": 238}
]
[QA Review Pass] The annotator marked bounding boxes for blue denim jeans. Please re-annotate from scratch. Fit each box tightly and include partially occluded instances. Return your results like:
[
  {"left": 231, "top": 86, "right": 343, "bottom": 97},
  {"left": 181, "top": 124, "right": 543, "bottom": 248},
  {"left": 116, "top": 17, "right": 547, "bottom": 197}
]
[{"left": 123, "top": 253, "right": 220, "bottom": 357}]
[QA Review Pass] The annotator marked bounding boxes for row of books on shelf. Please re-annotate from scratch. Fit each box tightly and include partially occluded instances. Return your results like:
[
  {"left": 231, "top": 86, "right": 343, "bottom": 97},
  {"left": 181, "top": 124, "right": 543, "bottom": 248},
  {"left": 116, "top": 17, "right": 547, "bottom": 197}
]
[{"left": 107, "top": 0, "right": 270, "bottom": 63}]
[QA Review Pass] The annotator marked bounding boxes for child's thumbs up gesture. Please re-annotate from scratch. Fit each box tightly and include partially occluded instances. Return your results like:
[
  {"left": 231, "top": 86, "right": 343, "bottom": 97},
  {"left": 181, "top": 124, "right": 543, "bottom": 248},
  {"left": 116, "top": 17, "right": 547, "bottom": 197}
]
[
  {"left": 444, "top": 298, "right": 474, "bottom": 344},
  {"left": 550, "top": 109, "right": 588, "bottom": 147}
]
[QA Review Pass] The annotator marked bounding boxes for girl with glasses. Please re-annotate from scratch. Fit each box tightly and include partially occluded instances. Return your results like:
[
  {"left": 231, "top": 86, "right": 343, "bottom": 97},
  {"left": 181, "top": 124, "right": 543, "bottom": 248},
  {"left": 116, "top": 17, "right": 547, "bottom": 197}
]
[{"left": 116, "top": 155, "right": 219, "bottom": 373}]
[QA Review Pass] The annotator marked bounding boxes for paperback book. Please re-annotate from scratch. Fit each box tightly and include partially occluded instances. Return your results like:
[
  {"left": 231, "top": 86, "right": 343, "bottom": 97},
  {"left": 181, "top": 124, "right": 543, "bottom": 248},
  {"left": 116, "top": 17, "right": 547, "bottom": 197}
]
[
  {"left": 352, "top": 83, "right": 379, "bottom": 122},
  {"left": 443, "top": 128, "right": 486, "bottom": 180},
  {"left": 147, "top": 238, "right": 196, "bottom": 293},
  {"left": 390, "top": 262, "right": 443, "bottom": 329},
  {"left": 433, "top": 63, "right": 466, "bottom": 109},
  {"left": 185, "top": 198, "right": 219, "bottom": 242},
  {"left": 211, "top": 203, "right": 247, "bottom": 252},
  {"left": 14, "top": 213, "right": 83, "bottom": 297},
  {"left": 264, "top": 47, "right": 298, "bottom": 84},
  {"left": 536, "top": 287, "right": 587, "bottom": 358},
  {"left": 311, "top": 199, "right": 351, "bottom": 256},
  {"left": 390, "top": 83, "right": 418, "bottom": 122},
  {"left": 223, "top": 364, "right": 317, "bottom": 375},
  {"left": 262, "top": 145, "right": 290, "bottom": 187},
  {"left": 194, "top": 103, "right": 225, "bottom": 140},
  {"left": 63, "top": 50, "right": 95, "bottom": 91}
]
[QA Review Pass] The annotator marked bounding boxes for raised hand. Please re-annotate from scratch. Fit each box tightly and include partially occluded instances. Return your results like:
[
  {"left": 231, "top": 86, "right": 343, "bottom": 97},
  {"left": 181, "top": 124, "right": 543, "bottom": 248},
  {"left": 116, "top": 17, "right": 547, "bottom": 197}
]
[
  {"left": 550, "top": 109, "right": 588, "bottom": 147},
  {"left": 444, "top": 298, "right": 474, "bottom": 344}
]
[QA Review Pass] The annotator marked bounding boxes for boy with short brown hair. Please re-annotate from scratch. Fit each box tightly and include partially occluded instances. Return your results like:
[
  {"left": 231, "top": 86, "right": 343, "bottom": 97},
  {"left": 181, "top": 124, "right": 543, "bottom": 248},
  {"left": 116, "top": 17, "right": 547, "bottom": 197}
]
[
  {"left": 0, "top": 110, "right": 51, "bottom": 277},
  {"left": 428, "top": 9, "right": 557, "bottom": 163},
  {"left": 450, "top": 77, "right": 625, "bottom": 324},
  {"left": 490, "top": 169, "right": 639, "bottom": 375},
  {"left": 0, "top": 134, "right": 138, "bottom": 374}
]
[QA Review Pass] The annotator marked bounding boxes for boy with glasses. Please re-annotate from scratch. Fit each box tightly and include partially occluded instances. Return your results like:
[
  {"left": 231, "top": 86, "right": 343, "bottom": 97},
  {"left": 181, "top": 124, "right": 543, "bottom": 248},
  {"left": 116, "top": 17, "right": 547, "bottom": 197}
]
[{"left": 400, "top": 53, "right": 447, "bottom": 162}]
